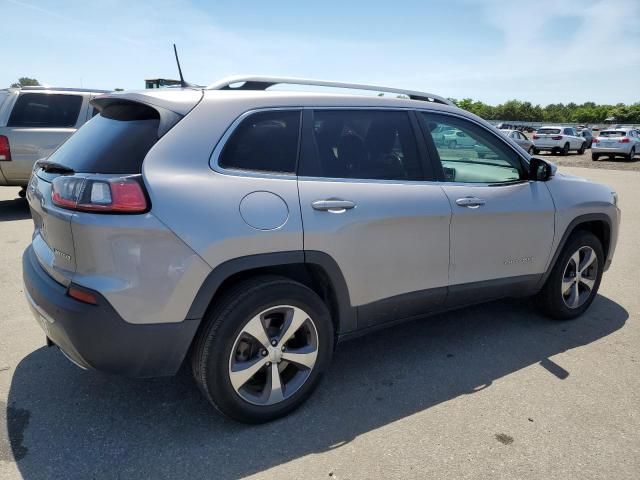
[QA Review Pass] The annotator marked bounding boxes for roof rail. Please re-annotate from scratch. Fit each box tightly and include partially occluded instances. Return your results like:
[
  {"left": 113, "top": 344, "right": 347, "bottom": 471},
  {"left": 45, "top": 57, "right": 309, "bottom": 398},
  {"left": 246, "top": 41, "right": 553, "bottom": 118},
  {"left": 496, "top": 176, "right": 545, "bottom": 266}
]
[
  {"left": 18, "top": 86, "right": 111, "bottom": 93},
  {"left": 207, "top": 75, "right": 454, "bottom": 106}
]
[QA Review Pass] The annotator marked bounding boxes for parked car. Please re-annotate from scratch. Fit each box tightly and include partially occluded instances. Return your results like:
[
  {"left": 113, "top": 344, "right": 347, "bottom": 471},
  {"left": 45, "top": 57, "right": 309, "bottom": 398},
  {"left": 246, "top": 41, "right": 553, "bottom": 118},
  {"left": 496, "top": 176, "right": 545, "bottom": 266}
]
[
  {"left": 430, "top": 124, "right": 454, "bottom": 146},
  {"left": 592, "top": 128, "right": 640, "bottom": 161},
  {"left": 0, "top": 86, "right": 108, "bottom": 196},
  {"left": 443, "top": 128, "right": 476, "bottom": 148},
  {"left": 476, "top": 129, "right": 534, "bottom": 157},
  {"left": 505, "top": 129, "right": 535, "bottom": 154},
  {"left": 23, "top": 76, "right": 620, "bottom": 423},
  {"left": 532, "top": 126, "right": 586, "bottom": 155},
  {"left": 579, "top": 128, "right": 594, "bottom": 148}
]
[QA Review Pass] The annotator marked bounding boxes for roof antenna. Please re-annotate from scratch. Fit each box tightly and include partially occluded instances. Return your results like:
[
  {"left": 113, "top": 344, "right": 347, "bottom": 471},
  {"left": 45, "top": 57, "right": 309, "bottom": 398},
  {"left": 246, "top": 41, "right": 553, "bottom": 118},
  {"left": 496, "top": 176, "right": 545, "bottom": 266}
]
[{"left": 173, "top": 44, "right": 190, "bottom": 88}]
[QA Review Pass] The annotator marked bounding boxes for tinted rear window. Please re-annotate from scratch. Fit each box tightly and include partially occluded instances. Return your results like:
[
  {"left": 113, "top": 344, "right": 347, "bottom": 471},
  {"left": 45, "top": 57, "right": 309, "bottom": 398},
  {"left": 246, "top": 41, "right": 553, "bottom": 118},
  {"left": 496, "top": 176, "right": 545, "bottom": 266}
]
[
  {"left": 600, "top": 130, "right": 626, "bottom": 137},
  {"left": 45, "top": 102, "right": 160, "bottom": 174},
  {"left": 8, "top": 93, "right": 82, "bottom": 128},
  {"left": 537, "top": 128, "right": 561, "bottom": 134},
  {"left": 219, "top": 110, "right": 301, "bottom": 173}
]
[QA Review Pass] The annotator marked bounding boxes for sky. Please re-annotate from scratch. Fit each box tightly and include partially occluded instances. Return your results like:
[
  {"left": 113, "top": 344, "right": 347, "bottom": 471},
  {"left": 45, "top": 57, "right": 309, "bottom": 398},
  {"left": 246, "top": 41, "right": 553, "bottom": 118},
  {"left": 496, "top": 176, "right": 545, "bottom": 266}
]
[{"left": 3, "top": 0, "right": 639, "bottom": 105}]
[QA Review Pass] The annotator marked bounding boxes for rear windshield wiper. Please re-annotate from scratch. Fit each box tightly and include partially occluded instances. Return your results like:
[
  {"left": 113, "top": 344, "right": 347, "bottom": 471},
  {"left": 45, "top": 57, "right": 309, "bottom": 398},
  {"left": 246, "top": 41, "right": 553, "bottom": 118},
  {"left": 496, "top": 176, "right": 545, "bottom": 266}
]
[{"left": 36, "top": 160, "right": 75, "bottom": 174}]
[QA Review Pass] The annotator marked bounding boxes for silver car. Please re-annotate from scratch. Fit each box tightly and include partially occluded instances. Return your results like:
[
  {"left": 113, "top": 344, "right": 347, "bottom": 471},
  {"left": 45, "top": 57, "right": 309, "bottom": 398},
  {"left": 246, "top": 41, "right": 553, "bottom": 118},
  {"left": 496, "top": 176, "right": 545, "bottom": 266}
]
[
  {"left": 22, "top": 76, "right": 620, "bottom": 423},
  {"left": 0, "top": 86, "right": 108, "bottom": 195},
  {"left": 592, "top": 128, "right": 640, "bottom": 161}
]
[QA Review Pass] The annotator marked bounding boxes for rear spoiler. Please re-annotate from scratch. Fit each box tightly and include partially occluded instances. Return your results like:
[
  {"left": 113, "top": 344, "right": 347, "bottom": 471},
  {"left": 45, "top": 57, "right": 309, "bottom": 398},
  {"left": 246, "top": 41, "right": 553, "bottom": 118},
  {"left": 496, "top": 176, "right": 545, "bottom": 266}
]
[
  {"left": 90, "top": 89, "right": 203, "bottom": 116},
  {"left": 91, "top": 90, "right": 203, "bottom": 137}
]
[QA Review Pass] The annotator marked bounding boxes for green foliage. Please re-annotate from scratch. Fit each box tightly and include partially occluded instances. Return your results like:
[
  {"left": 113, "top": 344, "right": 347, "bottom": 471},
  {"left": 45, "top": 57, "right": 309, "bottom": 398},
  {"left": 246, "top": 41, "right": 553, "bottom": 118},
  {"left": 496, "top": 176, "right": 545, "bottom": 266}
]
[
  {"left": 10, "top": 77, "right": 40, "bottom": 88},
  {"left": 449, "top": 98, "right": 640, "bottom": 124}
]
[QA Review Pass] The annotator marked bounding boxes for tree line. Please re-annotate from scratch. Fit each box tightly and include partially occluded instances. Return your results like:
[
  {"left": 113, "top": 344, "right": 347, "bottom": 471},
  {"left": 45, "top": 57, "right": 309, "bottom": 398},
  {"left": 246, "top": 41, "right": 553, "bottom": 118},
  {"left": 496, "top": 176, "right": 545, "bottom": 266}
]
[{"left": 450, "top": 98, "right": 640, "bottom": 124}]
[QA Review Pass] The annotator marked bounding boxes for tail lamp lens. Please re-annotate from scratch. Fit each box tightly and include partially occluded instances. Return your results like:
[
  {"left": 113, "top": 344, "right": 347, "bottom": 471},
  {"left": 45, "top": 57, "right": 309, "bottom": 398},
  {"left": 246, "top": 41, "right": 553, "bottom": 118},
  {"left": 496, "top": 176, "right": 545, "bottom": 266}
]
[
  {"left": 0, "top": 135, "right": 11, "bottom": 161},
  {"left": 532, "top": 134, "right": 539, "bottom": 139},
  {"left": 551, "top": 135, "right": 563, "bottom": 140},
  {"left": 619, "top": 137, "right": 630, "bottom": 143},
  {"left": 52, "top": 176, "right": 147, "bottom": 213}
]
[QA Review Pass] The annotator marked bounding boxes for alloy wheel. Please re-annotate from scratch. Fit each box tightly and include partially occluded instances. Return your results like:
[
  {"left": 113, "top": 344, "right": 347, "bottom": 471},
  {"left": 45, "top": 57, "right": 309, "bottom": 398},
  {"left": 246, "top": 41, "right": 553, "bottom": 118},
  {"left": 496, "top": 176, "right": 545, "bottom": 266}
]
[
  {"left": 228, "top": 305, "right": 319, "bottom": 406},
  {"left": 561, "top": 246, "right": 598, "bottom": 309}
]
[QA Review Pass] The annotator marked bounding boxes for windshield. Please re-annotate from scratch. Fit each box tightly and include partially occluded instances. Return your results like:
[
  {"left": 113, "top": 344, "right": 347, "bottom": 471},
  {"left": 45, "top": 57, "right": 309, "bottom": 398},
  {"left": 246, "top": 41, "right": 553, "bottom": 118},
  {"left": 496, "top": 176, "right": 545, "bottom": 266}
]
[
  {"left": 537, "top": 128, "right": 561, "bottom": 134},
  {"left": 600, "top": 131, "right": 626, "bottom": 137}
]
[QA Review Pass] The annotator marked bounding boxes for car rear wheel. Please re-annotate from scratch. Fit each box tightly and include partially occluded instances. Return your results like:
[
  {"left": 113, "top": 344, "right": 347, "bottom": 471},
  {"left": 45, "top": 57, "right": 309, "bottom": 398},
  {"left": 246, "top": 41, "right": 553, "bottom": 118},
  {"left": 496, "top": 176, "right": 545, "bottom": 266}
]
[
  {"left": 561, "top": 143, "right": 570, "bottom": 156},
  {"left": 626, "top": 147, "right": 636, "bottom": 161},
  {"left": 591, "top": 153, "right": 599, "bottom": 161},
  {"left": 578, "top": 143, "right": 586, "bottom": 155},
  {"left": 191, "top": 276, "right": 334, "bottom": 423},
  {"left": 537, "top": 231, "right": 603, "bottom": 320},
  {"left": 533, "top": 148, "right": 540, "bottom": 155}
]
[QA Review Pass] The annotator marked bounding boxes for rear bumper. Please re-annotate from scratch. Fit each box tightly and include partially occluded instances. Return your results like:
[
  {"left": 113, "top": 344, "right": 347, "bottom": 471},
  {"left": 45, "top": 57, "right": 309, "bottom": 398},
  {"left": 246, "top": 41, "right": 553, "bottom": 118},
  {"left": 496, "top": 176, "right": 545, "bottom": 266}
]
[
  {"left": 592, "top": 146, "right": 632, "bottom": 155},
  {"left": 22, "top": 245, "right": 200, "bottom": 377}
]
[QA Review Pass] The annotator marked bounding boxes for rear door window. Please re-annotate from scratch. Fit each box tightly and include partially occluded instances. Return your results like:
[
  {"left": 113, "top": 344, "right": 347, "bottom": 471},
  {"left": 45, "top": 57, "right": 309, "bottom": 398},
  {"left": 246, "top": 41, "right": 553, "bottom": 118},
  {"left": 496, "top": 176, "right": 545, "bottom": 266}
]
[
  {"left": 8, "top": 93, "right": 83, "bottom": 128},
  {"left": 219, "top": 110, "right": 301, "bottom": 173},
  {"left": 301, "top": 110, "right": 423, "bottom": 181},
  {"left": 44, "top": 102, "right": 161, "bottom": 174}
]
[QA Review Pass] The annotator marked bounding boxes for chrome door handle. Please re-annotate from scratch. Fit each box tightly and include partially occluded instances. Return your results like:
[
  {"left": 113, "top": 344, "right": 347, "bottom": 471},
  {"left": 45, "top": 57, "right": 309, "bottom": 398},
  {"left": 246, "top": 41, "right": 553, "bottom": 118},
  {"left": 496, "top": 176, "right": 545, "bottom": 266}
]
[
  {"left": 311, "top": 199, "right": 356, "bottom": 213},
  {"left": 455, "top": 196, "right": 486, "bottom": 208}
]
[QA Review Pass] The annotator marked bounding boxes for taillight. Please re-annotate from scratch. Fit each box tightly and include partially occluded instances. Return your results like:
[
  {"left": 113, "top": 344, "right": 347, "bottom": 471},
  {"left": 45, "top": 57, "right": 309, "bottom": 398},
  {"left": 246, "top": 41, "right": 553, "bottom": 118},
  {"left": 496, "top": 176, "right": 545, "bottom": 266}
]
[
  {"left": 592, "top": 138, "right": 599, "bottom": 144},
  {"left": 532, "top": 134, "right": 540, "bottom": 139},
  {"left": 51, "top": 176, "right": 148, "bottom": 213},
  {"left": 619, "top": 137, "right": 630, "bottom": 143},
  {"left": 551, "top": 135, "right": 563, "bottom": 140},
  {"left": 0, "top": 135, "right": 11, "bottom": 161}
]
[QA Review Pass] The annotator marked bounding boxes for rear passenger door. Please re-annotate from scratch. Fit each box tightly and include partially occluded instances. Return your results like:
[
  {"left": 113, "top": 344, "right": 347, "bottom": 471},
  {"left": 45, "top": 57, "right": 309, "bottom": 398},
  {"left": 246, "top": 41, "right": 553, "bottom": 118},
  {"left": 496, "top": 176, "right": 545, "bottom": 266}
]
[
  {"left": 419, "top": 111, "right": 555, "bottom": 305},
  {"left": 2, "top": 93, "right": 85, "bottom": 183},
  {"left": 297, "top": 109, "right": 452, "bottom": 331}
]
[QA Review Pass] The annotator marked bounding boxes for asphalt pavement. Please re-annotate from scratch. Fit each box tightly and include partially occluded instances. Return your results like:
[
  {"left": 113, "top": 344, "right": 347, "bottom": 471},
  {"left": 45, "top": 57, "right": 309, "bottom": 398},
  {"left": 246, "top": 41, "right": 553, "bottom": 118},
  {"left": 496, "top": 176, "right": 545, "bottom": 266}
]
[{"left": 1, "top": 167, "right": 638, "bottom": 479}]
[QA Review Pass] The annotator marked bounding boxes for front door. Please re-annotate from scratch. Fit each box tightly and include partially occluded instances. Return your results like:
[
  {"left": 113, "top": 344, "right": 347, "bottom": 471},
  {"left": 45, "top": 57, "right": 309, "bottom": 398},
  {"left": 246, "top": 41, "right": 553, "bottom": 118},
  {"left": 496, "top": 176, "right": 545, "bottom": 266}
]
[
  {"left": 419, "top": 111, "right": 555, "bottom": 304},
  {"left": 298, "top": 109, "right": 451, "bottom": 330}
]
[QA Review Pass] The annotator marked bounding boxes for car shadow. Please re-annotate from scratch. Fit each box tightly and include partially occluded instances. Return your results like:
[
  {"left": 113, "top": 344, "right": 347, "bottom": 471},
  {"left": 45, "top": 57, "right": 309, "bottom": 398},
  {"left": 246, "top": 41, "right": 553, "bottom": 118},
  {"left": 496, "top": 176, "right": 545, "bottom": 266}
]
[
  {"left": 3, "top": 294, "right": 627, "bottom": 479},
  {"left": 0, "top": 197, "right": 30, "bottom": 222}
]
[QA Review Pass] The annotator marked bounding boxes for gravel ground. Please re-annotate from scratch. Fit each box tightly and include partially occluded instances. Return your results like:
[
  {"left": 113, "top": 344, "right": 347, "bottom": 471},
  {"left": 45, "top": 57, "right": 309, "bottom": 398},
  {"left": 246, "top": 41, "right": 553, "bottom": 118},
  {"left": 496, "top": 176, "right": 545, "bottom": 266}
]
[
  {"left": 539, "top": 150, "right": 640, "bottom": 171},
  {"left": 1, "top": 167, "right": 639, "bottom": 480}
]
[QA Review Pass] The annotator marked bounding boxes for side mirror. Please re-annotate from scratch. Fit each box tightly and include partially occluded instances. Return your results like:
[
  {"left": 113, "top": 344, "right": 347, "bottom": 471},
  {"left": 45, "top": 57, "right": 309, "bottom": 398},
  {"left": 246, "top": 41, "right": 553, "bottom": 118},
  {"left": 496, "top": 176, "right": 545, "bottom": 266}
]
[{"left": 529, "top": 157, "right": 554, "bottom": 181}]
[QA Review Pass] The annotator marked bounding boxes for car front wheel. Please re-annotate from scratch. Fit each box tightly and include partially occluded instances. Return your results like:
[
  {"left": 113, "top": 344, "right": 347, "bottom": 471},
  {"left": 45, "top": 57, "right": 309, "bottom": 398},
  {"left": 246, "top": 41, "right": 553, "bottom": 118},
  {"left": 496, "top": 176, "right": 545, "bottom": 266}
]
[
  {"left": 191, "top": 276, "right": 334, "bottom": 423},
  {"left": 537, "top": 231, "right": 603, "bottom": 320}
]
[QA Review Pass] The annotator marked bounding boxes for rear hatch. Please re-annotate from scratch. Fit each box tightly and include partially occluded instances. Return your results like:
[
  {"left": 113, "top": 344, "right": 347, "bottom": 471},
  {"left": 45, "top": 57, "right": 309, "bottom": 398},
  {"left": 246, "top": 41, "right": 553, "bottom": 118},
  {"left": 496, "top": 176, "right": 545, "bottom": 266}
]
[
  {"left": 533, "top": 128, "right": 562, "bottom": 146},
  {"left": 596, "top": 130, "right": 626, "bottom": 148},
  {"left": 26, "top": 90, "right": 202, "bottom": 285}
]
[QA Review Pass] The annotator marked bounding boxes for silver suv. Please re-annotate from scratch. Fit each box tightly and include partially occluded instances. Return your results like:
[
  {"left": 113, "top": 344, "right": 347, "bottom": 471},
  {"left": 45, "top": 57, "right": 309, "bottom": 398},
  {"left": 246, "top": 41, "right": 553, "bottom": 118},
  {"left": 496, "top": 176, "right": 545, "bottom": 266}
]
[
  {"left": 0, "top": 86, "right": 108, "bottom": 195},
  {"left": 22, "top": 76, "right": 620, "bottom": 423}
]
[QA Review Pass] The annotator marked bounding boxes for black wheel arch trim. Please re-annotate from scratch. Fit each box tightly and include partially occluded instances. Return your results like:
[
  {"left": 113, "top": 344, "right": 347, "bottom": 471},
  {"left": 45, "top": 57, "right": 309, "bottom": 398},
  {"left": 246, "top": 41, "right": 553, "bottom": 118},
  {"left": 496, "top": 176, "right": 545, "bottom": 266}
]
[
  {"left": 538, "top": 213, "right": 612, "bottom": 287},
  {"left": 186, "top": 250, "right": 357, "bottom": 334}
]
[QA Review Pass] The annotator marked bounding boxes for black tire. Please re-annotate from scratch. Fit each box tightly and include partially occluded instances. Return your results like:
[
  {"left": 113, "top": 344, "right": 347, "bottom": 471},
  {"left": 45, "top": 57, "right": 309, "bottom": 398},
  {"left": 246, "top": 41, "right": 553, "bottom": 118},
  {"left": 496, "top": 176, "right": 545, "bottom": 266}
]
[
  {"left": 533, "top": 147, "right": 540, "bottom": 155},
  {"left": 561, "top": 143, "right": 570, "bottom": 156},
  {"left": 591, "top": 153, "right": 599, "bottom": 161},
  {"left": 191, "top": 275, "right": 334, "bottom": 423},
  {"left": 578, "top": 142, "right": 586, "bottom": 155},
  {"left": 18, "top": 187, "right": 26, "bottom": 199},
  {"left": 626, "top": 147, "right": 636, "bottom": 162},
  {"left": 537, "top": 231, "right": 604, "bottom": 320}
]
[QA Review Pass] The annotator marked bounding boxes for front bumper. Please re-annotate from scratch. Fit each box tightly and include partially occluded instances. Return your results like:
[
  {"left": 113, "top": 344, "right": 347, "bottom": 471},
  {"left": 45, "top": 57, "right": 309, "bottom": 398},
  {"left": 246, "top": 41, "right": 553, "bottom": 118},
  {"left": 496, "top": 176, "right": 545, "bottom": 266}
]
[{"left": 22, "top": 246, "right": 200, "bottom": 377}]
